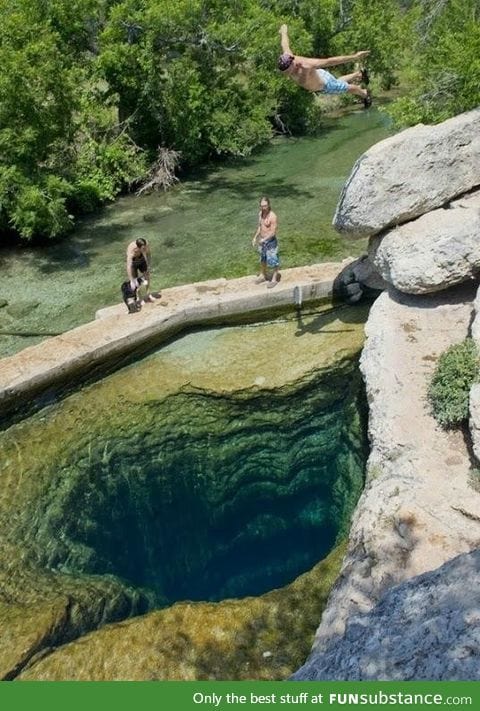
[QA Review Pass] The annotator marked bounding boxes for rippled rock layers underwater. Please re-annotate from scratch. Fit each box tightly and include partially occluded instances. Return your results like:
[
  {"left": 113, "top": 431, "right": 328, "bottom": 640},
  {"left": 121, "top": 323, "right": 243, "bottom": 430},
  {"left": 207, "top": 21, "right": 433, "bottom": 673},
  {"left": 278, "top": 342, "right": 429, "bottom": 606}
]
[{"left": 0, "top": 307, "right": 368, "bottom": 679}]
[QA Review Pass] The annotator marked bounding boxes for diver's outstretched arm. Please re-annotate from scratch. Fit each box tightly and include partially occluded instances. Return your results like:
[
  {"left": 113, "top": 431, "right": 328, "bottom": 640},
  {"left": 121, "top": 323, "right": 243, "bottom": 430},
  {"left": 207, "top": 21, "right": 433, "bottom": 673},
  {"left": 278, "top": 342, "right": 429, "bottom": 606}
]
[
  {"left": 319, "top": 50, "right": 370, "bottom": 68},
  {"left": 279, "top": 24, "right": 292, "bottom": 55},
  {"left": 279, "top": 26, "right": 369, "bottom": 69},
  {"left": 295, "top": 50, "right": 370, "bottom": 70}
]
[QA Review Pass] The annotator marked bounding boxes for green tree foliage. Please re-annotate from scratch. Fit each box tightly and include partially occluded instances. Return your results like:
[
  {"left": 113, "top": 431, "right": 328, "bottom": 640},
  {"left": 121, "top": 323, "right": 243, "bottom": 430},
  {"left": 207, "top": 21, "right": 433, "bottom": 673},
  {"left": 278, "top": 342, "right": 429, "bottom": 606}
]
[
  {"left": 428, "top": 338, "right": 479, "bottom": 428},
  {"left": 259, "top": 0, "right": 340, "bottom": 54},
  {"left": 388, "top": 0, "right": 480, "bottom": 126},
  {"left": 1, "top": 0, "right": 407, "bottom": 241},
  {"left": 0, "top": 3, "right": 77, "bottom": 238},
  {"left": 0, "top": 0, "right": 145, "bottom": 240},
  {"left": 98, "top": 0, "right": 315, "bottom": 162},
  {"left": 334, "top": 0, "right": 403, "bottom": 89}
]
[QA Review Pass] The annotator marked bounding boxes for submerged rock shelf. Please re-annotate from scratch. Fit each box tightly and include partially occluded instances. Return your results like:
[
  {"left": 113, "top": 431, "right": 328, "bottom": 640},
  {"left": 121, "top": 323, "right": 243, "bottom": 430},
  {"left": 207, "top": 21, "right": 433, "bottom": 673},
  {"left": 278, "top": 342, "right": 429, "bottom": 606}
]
[{"left": 10, "top": 366, "right": 364, "bottom": 606}]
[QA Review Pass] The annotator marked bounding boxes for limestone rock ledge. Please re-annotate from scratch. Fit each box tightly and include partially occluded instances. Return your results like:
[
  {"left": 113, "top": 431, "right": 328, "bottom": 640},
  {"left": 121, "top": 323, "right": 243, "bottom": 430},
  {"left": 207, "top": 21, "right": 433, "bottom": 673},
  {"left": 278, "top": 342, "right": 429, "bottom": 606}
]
[
  {"left": 469, "top": 285, "right": 480, "bottom": 462},
  {"left": 469, "top": 383, "right": 480, "bottom": 464},
  {"left": 295, "top": 283, "right": 480, "bottom": 679},
  {"left": 369, "top": 189, "right": 480, "bottom": 294},
  {"left": 293, "top": 549, "right": 480, "bottom": 681},
  {"left": 0, "top": 262, "right": 351, "bottom": 422},
  {"left": 333, "top": 109, "right": 480, "bottom": 237}
]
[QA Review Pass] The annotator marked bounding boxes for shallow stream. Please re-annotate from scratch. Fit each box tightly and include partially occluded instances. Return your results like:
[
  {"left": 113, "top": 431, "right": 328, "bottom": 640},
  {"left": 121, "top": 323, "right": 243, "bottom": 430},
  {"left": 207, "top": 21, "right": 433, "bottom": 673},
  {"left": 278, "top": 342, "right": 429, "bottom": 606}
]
[{"left": 0, "top": 108, "right": 392, "bottom": 358}]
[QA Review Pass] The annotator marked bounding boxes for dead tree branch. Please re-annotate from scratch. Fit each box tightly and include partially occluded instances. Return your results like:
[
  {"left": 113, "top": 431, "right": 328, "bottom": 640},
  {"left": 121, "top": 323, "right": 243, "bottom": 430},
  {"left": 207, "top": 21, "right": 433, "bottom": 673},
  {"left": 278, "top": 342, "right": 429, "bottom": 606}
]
[{"left": 136, "top": 147, "right": 181, "bottom": 195}]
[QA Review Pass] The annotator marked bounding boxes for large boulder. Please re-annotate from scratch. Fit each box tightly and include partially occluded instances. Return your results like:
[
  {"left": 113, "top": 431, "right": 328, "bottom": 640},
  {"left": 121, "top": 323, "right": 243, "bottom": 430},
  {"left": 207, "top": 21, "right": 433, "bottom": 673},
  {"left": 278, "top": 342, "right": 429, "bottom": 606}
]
[
  {"left": 333, "top": 109, "right": 480, "bottom": 237},
  {"left": 293, "top": 549, "right": 480, "bottom": 681},
  {"left": 369, "top": 189, "right": 480, "bottom": 294}
]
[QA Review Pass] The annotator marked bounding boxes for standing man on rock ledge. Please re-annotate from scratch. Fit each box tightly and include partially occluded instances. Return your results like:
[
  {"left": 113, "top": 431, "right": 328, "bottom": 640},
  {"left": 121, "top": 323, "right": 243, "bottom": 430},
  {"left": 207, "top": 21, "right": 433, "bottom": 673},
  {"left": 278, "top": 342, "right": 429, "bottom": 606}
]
[
  {"left": 278, "top": 24, "right": 372, "bottom": 108},
  {"left": 252, "top": 196, "right": 281, "bottom": 288}
]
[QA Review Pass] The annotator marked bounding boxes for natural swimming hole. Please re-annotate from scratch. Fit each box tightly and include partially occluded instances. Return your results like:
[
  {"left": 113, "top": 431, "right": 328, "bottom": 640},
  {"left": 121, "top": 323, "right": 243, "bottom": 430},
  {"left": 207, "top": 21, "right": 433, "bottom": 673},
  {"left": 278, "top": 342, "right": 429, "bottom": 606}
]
[{"left": 0, "top": 305, "right": 368, "bottom": 614}]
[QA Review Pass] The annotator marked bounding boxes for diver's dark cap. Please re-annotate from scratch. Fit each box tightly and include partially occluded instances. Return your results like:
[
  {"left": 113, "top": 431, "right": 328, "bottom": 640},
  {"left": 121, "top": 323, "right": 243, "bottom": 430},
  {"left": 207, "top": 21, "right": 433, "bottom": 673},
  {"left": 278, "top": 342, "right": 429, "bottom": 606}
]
[{"left": 278, "top": 53, "right": 294, "bottom": 71}]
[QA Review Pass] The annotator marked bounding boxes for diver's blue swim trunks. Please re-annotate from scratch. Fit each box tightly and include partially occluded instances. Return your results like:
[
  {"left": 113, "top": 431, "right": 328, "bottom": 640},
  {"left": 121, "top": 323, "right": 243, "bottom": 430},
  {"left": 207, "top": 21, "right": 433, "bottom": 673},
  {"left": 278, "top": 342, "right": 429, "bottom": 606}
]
[
  {"left": 259, "top": 237, "right": 280, "bottom": 268},
  {"left": 316, "top": 68, "right": 349, "bottom": 94}
]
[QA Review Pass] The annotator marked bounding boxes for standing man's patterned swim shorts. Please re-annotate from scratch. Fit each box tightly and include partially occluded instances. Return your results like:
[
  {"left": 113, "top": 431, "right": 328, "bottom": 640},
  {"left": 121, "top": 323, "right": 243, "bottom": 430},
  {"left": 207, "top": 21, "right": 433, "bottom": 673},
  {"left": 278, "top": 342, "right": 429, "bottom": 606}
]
[
  {"left": 260, "top": 237, "right": 280, "bottom": 268},
  {"left": 316, "top": 68, "right": 349, "bottom": 94}
]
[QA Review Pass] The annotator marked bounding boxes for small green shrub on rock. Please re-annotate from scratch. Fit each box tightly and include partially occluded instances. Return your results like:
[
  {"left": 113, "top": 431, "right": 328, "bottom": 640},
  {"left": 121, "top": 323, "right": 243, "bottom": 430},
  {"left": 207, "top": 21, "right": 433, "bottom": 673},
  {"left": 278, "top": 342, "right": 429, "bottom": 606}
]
[{"left": 428, "top": 338, "right": 479, "bottom": 428}]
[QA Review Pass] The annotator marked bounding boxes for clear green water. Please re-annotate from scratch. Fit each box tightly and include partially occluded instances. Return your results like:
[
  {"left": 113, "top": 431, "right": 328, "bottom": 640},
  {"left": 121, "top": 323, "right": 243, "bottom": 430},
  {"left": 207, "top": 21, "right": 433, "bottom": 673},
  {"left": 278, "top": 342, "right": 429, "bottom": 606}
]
[
  {"left": 0, "top": 308, "right": 367, "bottom": 605},
  {"left": 0, "top": 108, "right": 392, "bottom": 358}
]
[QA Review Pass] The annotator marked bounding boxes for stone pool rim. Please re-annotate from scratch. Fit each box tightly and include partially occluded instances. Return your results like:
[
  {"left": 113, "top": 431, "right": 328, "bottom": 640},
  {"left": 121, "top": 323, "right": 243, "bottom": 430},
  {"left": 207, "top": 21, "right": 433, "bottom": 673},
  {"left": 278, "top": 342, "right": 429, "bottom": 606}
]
[{"left": 0, "top": 261, "right": 354, "bottom": 420}]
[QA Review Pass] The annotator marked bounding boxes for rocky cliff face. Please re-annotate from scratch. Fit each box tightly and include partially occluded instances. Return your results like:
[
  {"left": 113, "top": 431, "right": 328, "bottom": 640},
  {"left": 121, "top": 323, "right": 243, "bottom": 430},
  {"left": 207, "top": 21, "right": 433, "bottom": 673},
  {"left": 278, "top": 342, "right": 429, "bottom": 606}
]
[
  {"left": 370, "top": 189, "right": 480, "bottom": 294},
  {"left": 333, "top": 109, "right": 480, "bottom": 239},
  {"left": 335, "top": 109, "right": 480, "bottom": 296},
  {"left": 300, "top": 285, "right": 480, "bottom": 659},
  {"left": 294, "top": 549, "right": 480, "bottom": 681},
  {"left": 469, "top": 287, "right": 480, "bottom": 462},
  {"left": 298, "top": 109, "right": 480, "bottom": 680}
]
